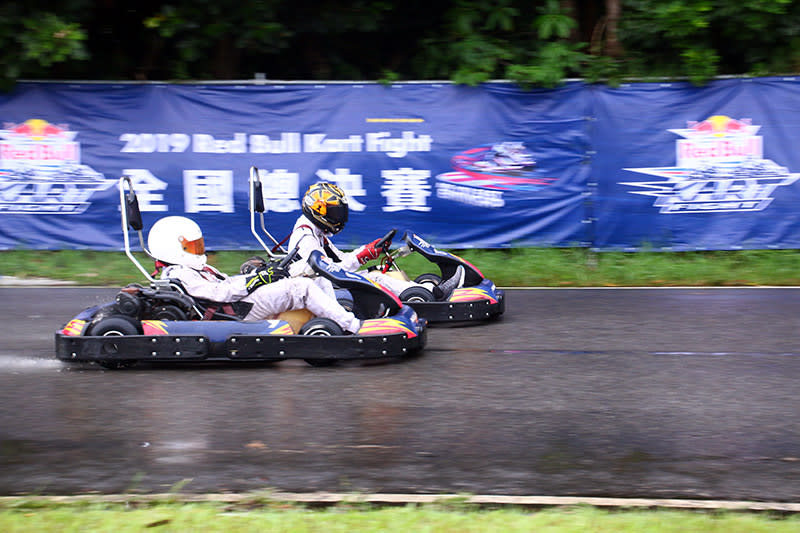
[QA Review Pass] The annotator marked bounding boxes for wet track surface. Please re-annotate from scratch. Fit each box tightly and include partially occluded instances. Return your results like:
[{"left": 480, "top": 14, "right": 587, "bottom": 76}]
[{"left": 1, "top": 287, "right": 799, "bottom": 500}]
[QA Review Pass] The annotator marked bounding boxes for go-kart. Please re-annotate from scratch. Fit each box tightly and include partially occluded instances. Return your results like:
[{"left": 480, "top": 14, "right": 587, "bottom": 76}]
[
  {"left": 246, "top": 166, "right": 502, "bottom": 325},
  {"left": 55, "top": 177, "right": 427, "bottom": 369},
  {"left": 370, "top": 230, "right": 505, "bottom": 324}
]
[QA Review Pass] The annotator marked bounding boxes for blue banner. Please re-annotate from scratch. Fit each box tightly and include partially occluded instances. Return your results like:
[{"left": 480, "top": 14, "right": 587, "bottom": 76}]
[
  {"left": 1, "top": 78, "right": 799, "bottom": 252},
  {"left": 590, "top": 77, "right": 800, "bottom": 250},
  {"left": 0, "top": 81, "right": 590, "bottom": 251}
]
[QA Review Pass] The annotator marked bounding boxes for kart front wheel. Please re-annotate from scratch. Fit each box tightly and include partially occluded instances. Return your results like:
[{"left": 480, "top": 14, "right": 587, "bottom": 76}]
[
  {"left": 299, "top": 318, "right": 343, "bottom": 367},
  {"left": 86, "top": 316, "right": 140, "bottom": 369},
  {"left": 400, "top": 286, "right": 435, "bottom": 303},
  {"left": 413, "top": 273, "right": 441, "bottom": 292}
]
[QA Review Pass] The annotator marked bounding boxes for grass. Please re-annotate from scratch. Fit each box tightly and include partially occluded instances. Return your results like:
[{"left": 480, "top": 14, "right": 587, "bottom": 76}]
[
  {"left": 2, "top": 248, "right": 800, "bottom": 287},
  {"left": 0, "top": 500, "right": 798, "bottom": 532}
]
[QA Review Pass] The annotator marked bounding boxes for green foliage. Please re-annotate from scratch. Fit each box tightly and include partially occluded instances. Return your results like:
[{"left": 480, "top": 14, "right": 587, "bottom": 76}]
[
  {"left": 450, "top": 35, "right": 513, "bottom": 85},
  {"left": 503, "top": 1, "right": 586, "bottom": 88},
  {"left": 0, "top": 5, "right": 87, "bottom": 88},
  {"left": 19, "top": 13, "right": 87, "bottom": 67},
  {"left": 0, "top": 0, "right": 799, "bottom": 89},
  {"left": 620, "top": 0, "right": 800, "bottom": 84},
  {"left": 142, "top": 0, "right": 291, "bottom": 79},
  {"left": 507, "top": 42, "right": 587, "bottom": 88},
  {"left": 534, "top": 0, "right": 577, "bottom": 40},
  {"left": 378, "top": 69, "right": 400, "bottom": 85},
  {"left": 682, "top": 46, "right": 719, "bottom": 85},
  {"left": 581, "top": 56, "right": 624, "bottom": 86}
]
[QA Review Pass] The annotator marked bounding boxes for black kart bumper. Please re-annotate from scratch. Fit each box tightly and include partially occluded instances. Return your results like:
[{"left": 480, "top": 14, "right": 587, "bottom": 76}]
[
  {"left": 408, "top": 289, "right": 505, "bottom": 324},
  {"left": 55, "top": 326, "right": 426, "bottom": 365}
]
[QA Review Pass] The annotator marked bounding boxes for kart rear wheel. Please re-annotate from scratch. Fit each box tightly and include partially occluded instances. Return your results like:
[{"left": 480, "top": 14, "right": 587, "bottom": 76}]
[
  {"left": 86, "top": 316, "right": 140, "bottom": 369},
  {"left": 399, "top": 286, "right": 436, "bottom": 303},
  {"left": 413, "top": 273, "right": 441, "bottom": 292},
  {"left": 151, "top": 304, "right": 188, "bottom": 321},
  {"left": 299, "top": 318, "right": 343, "bottom": 367}
]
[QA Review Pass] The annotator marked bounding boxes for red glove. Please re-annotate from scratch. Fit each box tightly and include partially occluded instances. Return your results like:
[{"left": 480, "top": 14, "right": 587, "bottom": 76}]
[{"left": 356, "top": 238, "right": 383, "bottom": 264}]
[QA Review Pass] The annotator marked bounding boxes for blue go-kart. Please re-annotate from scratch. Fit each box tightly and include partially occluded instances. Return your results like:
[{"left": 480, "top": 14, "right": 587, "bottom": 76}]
[
  {"left": 55, "top": 177, "right": 427, "bottom": 369},
  {"left": 246, "top": 166, "right": 503, "bottom": 325},
  {"left": 370, "top": 230, "right": 505, "bottom": 324}
]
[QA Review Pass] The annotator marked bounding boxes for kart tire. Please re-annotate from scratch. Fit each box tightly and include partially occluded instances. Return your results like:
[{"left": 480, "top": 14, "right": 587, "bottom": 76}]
[
  {"left": 86, "top": 316, "right": 140, "bottom": 370},
  {"left": 337, "top": 295, "right": 355, "bottom": 313},
  {"left": 399, "top": 286, "right": 436, "bottom": 303},
  {"left": 299, "top": 317, "right": 344, "bottom": 336},
  {"left": 87, "top": 315, "right": 141, "bottom": 336},
  {"left": 151, "top": 304, "right": 188, "bottom": 321},
  {"left": 299, "top": 318, "right": 343, "bottom": 367},
  {"left": 413, "top": 273, "right": 441, "bottom": 292}
]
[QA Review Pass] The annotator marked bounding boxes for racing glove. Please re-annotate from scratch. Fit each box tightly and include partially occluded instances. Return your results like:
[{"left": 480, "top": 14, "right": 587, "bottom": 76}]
[
  {"left": 239, "top": 255, "right": 267, "bottom": 275},
  {"left": 356, "top": 238, "right": 386, "bottom": 265},
  {"left": 244, "top": 262, "right": 289, "bottom": 293}
]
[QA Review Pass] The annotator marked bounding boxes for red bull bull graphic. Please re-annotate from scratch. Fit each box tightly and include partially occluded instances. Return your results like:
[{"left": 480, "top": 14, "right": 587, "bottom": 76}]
[
  {"left": 622, "top": 115, "right": 799, "bottom": 213},
  {"left": 0, "top": 118, "right": 114, "bottom": 214},
  {"left": 436, "top": 142, "right": 557, "bottom": 208}
]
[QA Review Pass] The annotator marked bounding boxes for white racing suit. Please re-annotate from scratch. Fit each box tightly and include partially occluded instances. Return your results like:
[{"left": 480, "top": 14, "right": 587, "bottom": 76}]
[
  {"left": 286, "top": 215, "right": 417, "bottom": 297},
  {"left": 160, "top": 263, "right": 361, "bottom": 333}
]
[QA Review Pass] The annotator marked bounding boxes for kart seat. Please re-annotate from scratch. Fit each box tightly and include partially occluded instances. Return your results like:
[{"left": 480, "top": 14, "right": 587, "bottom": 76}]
[{"left": 147, "top": 279, "right": 245, "bottom": 321}]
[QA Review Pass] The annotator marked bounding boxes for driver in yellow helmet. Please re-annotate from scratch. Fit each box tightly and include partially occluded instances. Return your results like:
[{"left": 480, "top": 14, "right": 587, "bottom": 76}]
[{"left": 286, "top": 182, "right": 464, "bottom": 302}]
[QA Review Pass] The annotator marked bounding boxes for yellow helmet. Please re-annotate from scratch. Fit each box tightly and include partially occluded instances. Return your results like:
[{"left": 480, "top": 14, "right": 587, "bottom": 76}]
[{"left": 301, "top": 182, "right": 349, "bottom": 234}]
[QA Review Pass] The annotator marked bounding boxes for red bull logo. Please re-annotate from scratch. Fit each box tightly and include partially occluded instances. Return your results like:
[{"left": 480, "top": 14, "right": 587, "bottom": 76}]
[
  {"left": 688, "top": 115, "right": 751, "bottom": 136},
  {"left": 7, "top": 119, "right": 70, "bottom": 140},
  {"left": 671, "top": 115, "right": 762, "bottom": 167},
  {"left": 0, "top": 117, "right": 113, "bottom": 214},
  {"left": 1, "top": 119, "right": 79, "bottom": 165},
  {"left": 0, "top": 142, "right": 78, "bottom": 163},
  {"left": 623, "top": 115, "right": 799, "bottom": 214}
]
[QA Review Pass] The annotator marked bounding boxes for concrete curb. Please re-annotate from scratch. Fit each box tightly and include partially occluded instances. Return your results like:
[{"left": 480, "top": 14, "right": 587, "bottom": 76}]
[
  {"left": 0, "top": 493, "right": 798, "bottom": 511},
  {"left": 0, "top": 276, "right": 76, "bottom": 286}
]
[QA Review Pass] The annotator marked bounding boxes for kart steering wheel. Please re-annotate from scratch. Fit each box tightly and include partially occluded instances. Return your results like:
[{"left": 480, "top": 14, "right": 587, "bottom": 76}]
[
  {"left": 376, "top": 229, "right": 398, "bottom": 274},
  {"left": 375, "top": 228, "right": 396, "bottom": 252}
]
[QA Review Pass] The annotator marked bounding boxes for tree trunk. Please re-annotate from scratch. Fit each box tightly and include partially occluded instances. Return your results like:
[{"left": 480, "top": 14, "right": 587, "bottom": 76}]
[{"left": 604, "top": 0, "right": 624, "bottom": 57}]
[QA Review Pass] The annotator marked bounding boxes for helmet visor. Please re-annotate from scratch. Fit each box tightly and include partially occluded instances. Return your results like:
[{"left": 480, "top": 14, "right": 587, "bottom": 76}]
[
  {"left": 326, "top": 203, "right": 348, "bottom": 233},
  {"left": 180, "top": 236, "right": 205, "bottom": 256}
]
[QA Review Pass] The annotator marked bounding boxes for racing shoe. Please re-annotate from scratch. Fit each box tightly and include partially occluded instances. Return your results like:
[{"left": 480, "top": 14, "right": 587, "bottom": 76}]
[
  {"left": 433, "top": 265, "right": 465, "bottom": 301},
  {"left": 347, "top": 317, "right": 362, "bottom": 335}
]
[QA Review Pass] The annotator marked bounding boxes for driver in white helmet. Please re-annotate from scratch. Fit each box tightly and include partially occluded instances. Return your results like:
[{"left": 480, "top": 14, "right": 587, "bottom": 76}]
[
  {"left": 147, "top": 215, "right": 362, "bottom": 334},
  {"left": 286, "top": 182, "right": 464, "bottom": 301}
]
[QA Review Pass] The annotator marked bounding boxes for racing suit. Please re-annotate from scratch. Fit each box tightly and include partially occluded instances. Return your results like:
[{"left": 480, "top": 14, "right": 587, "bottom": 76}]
[
  {"left": 160, "top": 262, "right": 361, "bottom": 333},
  {"left": 286, "top": 214, "right": 417, "bottom": 297}
]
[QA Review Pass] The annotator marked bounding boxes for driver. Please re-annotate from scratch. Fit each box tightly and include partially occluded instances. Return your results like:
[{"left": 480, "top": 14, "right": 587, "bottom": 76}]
[
  {"left": 147, "top": 215, "right": 362, "bottom": 334},
  {"left": 286, "top": 182, "right": 464, "bottom": 301}
]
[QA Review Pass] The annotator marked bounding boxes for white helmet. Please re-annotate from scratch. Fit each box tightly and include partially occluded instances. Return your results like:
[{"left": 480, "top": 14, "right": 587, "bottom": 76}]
[{"left": 147, "top": 216, "right": 207, "bottom": 270}]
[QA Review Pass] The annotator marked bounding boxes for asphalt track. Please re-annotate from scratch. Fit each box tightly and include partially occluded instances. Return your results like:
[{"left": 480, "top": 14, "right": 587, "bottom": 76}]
[{"left": 0, "top": 286, "right": 798, "bottom": 502}]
